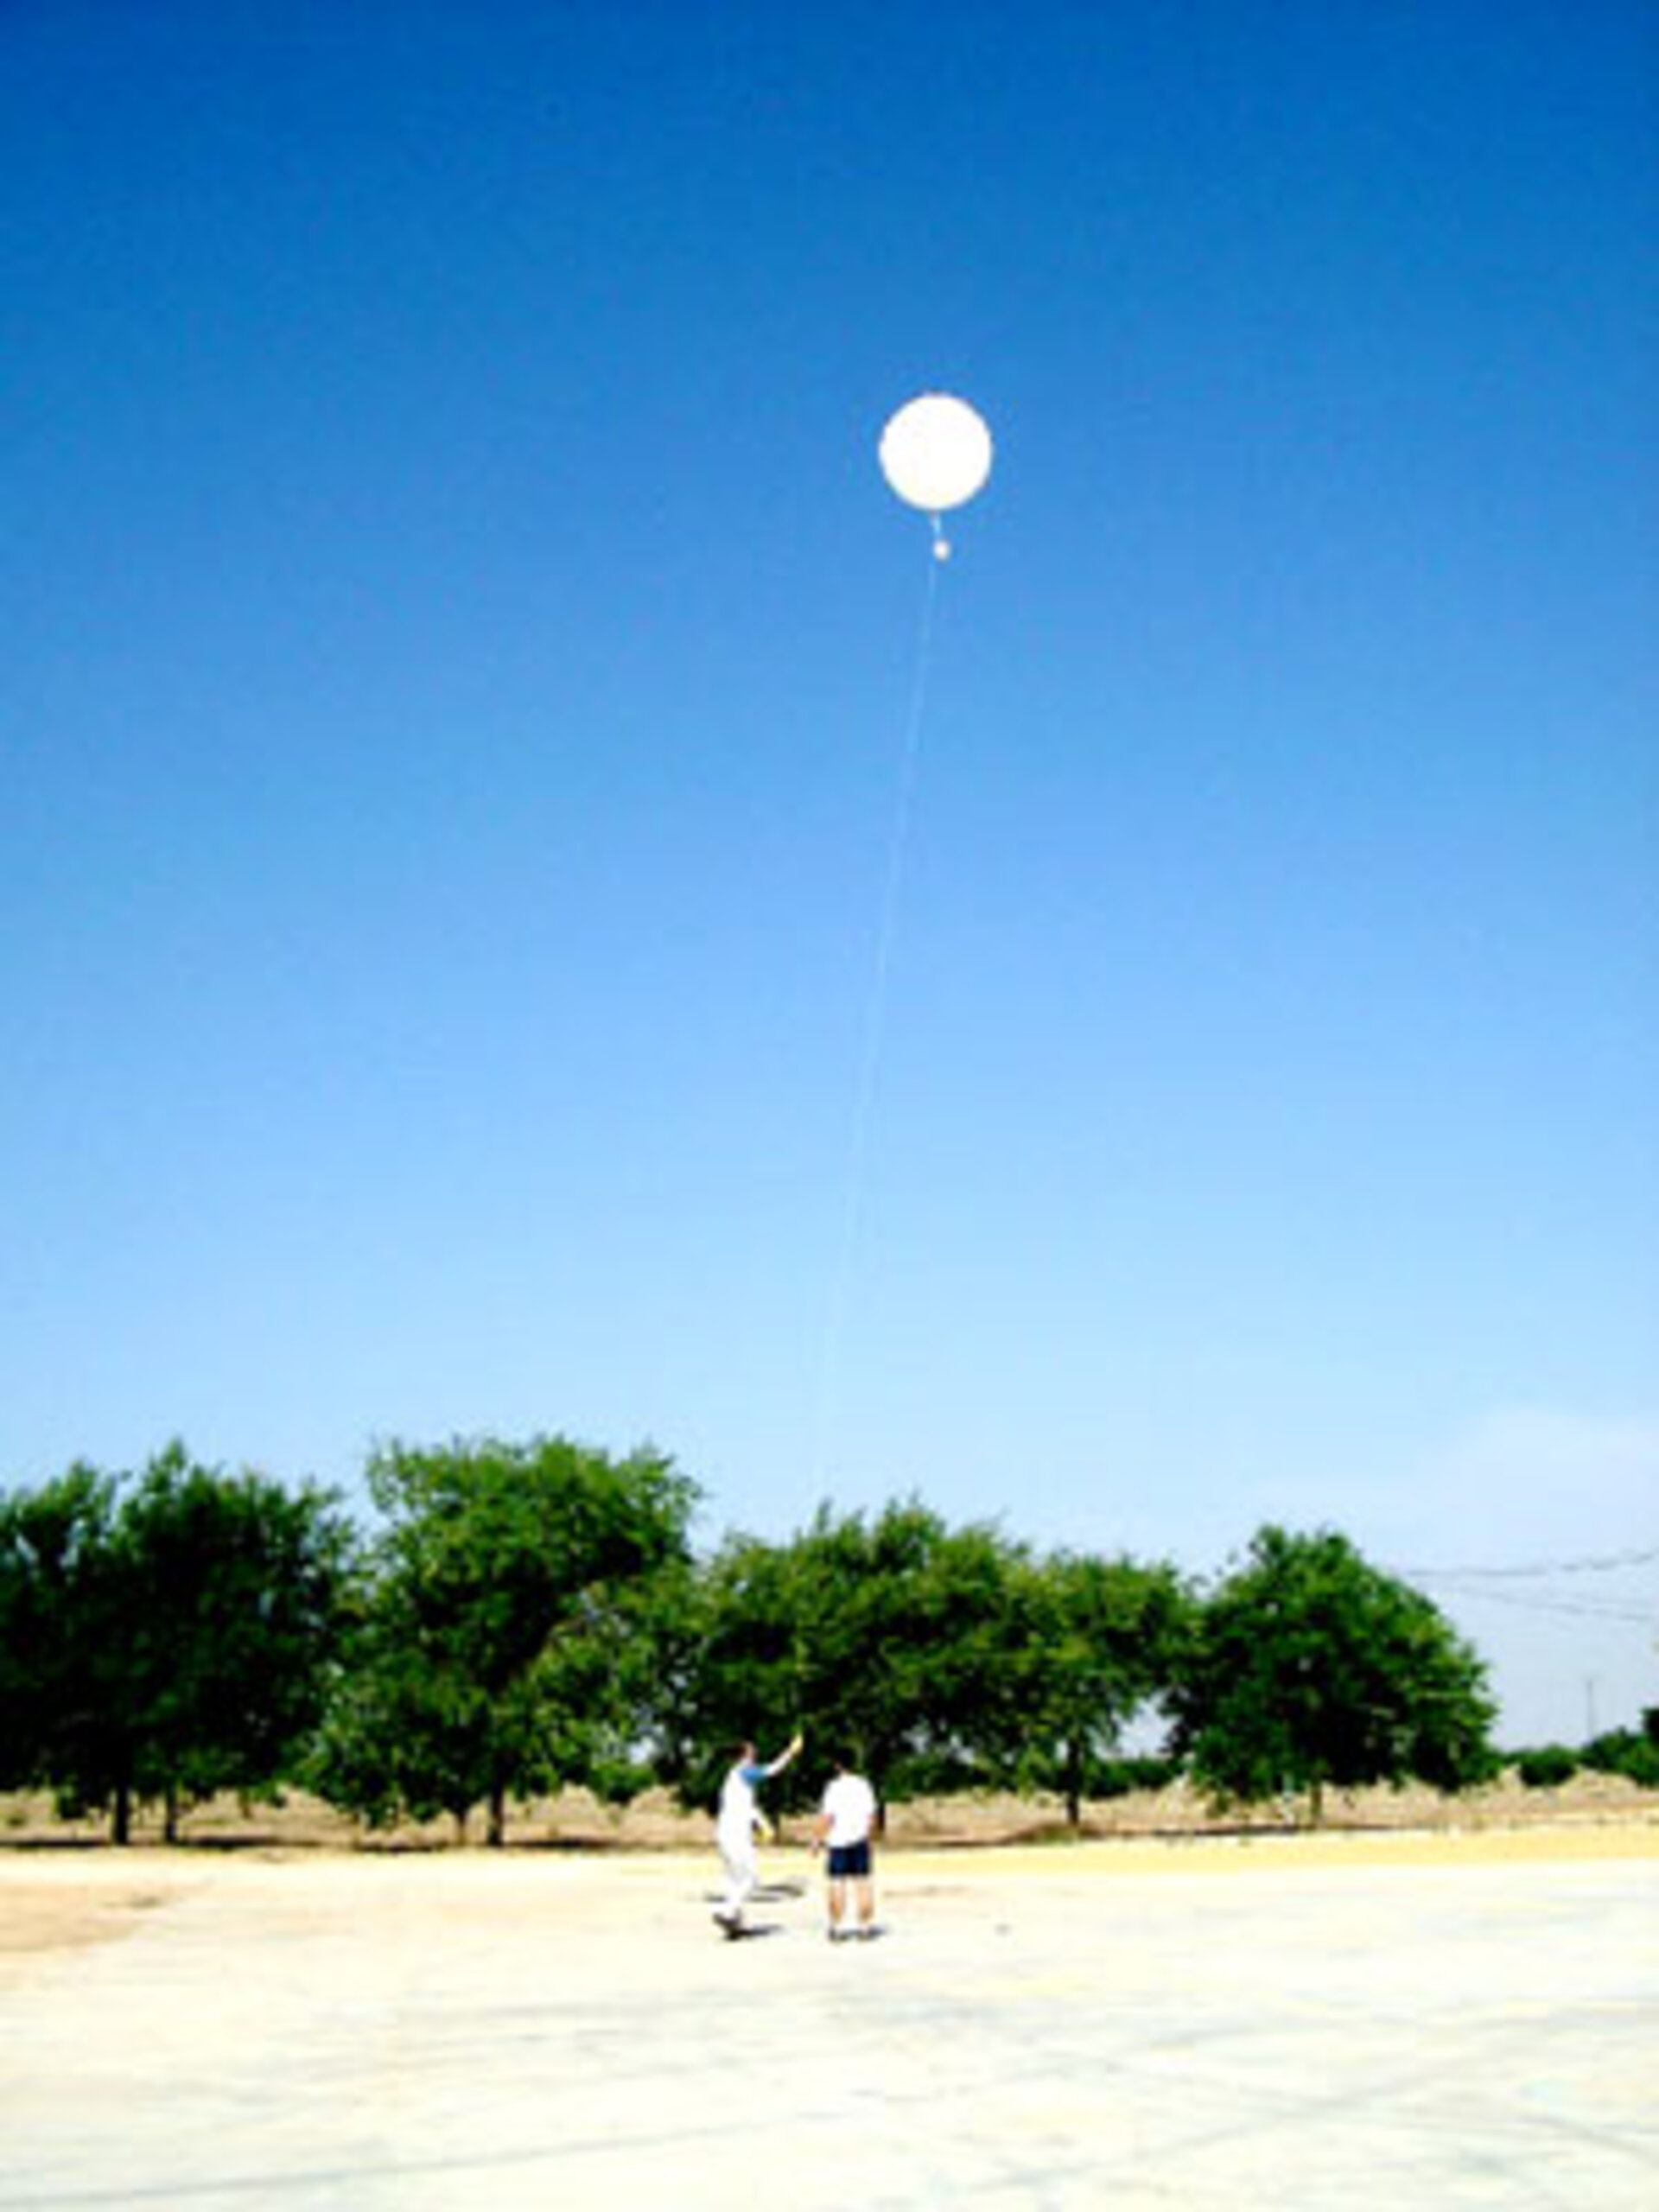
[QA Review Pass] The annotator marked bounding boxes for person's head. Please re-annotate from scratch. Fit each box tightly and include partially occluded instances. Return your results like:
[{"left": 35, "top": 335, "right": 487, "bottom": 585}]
[{"left": 734, "top": 1740, "right": 755, "bottom": 1764}]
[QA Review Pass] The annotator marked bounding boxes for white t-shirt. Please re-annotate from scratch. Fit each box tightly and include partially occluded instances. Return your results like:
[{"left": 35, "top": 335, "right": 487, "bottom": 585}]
[
  {"left": 717, "top": 1761, "right": 769, "bottom": 1848},
  {"left": 821, "top": 1770, "right": 876, "bottom": 1848}
]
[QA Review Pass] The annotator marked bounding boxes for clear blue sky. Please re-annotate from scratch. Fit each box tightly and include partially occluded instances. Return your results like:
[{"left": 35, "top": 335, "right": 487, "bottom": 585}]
[{"left": 3, "top": 2, "right": 1655, "bottom": 1744}]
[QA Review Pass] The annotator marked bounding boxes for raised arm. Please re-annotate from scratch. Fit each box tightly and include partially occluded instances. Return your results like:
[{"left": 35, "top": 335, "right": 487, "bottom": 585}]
[{"left": 763, "top": 1731, "right": 804, "bottom": 1779}]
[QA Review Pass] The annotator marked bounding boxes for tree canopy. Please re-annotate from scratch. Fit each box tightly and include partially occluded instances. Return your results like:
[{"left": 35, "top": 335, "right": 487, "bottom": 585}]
[
  {"left": 678, "top": 1503, "right": 1189, "bottom": 1820},
  {"left": 1016, "top": 1551, "right": 1192, "bottom": 1823},
  {"left": 1168, "top": 1524, "right": 1497, "bottom": 1822},
  {"left": 1, "top": 1446, "right": 351, "bottom": 1841},
  {"left": 309, "top": 1435, "right": 697, "bottom": 1843},
  {"left": 0, "top": 1463, "right": 121, "bottom": 1813},
  {"left": 3, "top": 1438, "right": 1511, "bottom": 1842}
]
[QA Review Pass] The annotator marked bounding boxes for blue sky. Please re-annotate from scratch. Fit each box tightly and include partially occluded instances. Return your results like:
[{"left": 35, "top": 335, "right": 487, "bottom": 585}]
[{"left": 3, "top": 3, "right": 1655, "bottom": 1743}]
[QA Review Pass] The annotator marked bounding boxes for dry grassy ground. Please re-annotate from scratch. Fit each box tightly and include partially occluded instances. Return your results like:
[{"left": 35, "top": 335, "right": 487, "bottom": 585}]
[
  {"left": 3, "top": 1770, "right": 1654, "bottom": 1972},
  {"left": 8, "top": 1765, "right": 1657, "bottom": 1852},
  {"left": 4, "top": 1763, "right": 1655, "bottom": 1853}
]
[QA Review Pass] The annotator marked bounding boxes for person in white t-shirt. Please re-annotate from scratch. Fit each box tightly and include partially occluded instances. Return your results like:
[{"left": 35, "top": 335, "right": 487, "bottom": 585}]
[
  {"left": 713, "top": 1732, "right": 802, "bottom": 1936},
  {"left": 814, "top": 1753, "right": 878, "bottom": 1941}
]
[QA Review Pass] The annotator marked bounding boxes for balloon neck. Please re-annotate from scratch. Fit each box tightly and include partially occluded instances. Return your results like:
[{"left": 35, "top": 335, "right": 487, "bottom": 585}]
[{"left": 931, "top": 515, "right": 952, "bottom": 562}]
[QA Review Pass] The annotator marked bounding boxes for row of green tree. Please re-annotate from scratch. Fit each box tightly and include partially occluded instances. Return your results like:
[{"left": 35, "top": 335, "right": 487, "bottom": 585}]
[
  {"left": 1509, "top": 1729, "right": 1659, "bottom": 1790},
  {"left": 3, "top": 1435, "right": 1505, "bottom": 1844}
]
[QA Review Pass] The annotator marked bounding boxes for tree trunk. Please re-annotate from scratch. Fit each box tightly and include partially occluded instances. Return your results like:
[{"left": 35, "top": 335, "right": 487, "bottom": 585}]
[
  {"left": 111, "top": 1782, "right": 132, "bottom": 1847},
  {"left": 487, "top": 1782, "right": 506, "bottom": 1848},
  {"left": 164, "top": 1783, "right": 181, "bottom": 1846},
  {"left": 1064, "top": 1739, "right": 1083, "bottom": 1830}
]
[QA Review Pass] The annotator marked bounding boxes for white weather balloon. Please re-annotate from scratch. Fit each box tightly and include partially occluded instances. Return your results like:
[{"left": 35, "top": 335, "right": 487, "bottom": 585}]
[{"left": 878, "top": 392, "right": 994, "bottom": 518}]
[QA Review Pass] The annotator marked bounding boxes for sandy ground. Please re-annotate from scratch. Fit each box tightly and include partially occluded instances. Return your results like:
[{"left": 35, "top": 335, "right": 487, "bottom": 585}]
[{"left": 3, "top": 1823, "right": 1656, "bottom": 2210}]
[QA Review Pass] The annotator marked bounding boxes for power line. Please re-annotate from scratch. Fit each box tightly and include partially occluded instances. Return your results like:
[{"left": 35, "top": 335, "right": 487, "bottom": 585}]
[
  {"left": 1415, "top": 1583, "right": 1654, "bottom": 1625},
  {"left": 1392, "top": 1541, "right": 1659, "bottom": 1582}
]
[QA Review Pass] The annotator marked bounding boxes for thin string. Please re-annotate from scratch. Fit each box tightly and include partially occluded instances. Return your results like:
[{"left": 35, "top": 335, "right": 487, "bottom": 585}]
[{"left": 811, "top": 547, "right": 943, "bottom": 1491}]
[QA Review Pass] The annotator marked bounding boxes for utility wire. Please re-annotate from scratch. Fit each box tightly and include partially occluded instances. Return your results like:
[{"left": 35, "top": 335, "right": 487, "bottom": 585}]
[
  {"left": 1392, "top": 1542, "right": 1659, "bottom": 1581},
  {"left": 1394, "top": 1542, "right": 1657, "bottom": 1627},
  {"left": 1411, "top": 1583, "right": 1654, "bottom": 1625}
]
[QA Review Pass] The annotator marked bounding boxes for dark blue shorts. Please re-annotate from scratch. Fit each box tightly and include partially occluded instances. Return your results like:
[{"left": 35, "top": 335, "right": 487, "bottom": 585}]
[{"left": 827, "top": 1839, "right": 872, "bottom": 1879}]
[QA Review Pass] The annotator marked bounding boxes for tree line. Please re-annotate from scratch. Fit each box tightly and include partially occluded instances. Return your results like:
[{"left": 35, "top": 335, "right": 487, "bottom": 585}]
[{"left": 2, "top": 1434, "right": 1504, "bottom": 1844}]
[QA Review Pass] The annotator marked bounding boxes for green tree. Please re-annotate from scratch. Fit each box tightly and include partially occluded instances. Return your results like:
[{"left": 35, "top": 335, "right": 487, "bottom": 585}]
[
  {"left": 1019, "top": 1552, "right": 1192, "bottom": 1826},
  {"left": 1580, "top": 1726, "right": 1659, "bottom": 1789},
  {"left": 2, "top": 1448, "right": 353, "bottom": 1842},
  {"left": 687, "top": 1501, "right": 1033, "bottom": 1808},
  {"left": 661, "top": 1533, "right": 787, "bottom": 1809},
  {"left": 0, "top": 1465, "right": 124, "bottom": 1817},
  {"left": 117, "top": 1445, "right": 354, "bottom": 1840},
  {"left": 312, "top": 1435, "right": 696, "bottom": 1843},
  {"left": 1169, "top": 1525, "right": 1497, "bottom": 1823}
]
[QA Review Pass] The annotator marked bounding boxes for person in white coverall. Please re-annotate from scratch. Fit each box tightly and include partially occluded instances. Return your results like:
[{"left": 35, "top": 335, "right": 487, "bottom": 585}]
[{"left": 714, "top": 1732, "right": 802, "bottom": 1934}]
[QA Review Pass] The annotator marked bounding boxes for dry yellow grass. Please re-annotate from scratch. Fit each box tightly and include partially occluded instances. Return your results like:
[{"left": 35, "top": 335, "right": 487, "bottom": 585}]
[{"left": 5, "top": 1766, "right": 1656, "bottom": 1853}]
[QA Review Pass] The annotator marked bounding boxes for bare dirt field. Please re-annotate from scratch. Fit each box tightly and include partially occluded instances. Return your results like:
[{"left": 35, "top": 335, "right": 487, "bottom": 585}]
[{"left": 3, "top": 1789, "right": 1656, "bottom": 2210}]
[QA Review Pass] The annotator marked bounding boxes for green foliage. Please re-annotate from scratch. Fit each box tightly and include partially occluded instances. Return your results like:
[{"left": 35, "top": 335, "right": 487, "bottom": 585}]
[
  {"left": 120, "top": 1446, "right": 355, "bottom": 1828},
  {"left": 1512, "top": 1745, "right": 1580, "bottom": 1788},
  {"left": 308, "top": 1435, "right": 696, "bottom": 1841},
  {"left": 1510, "top": 1729, "right": 1659, "bottom": 1790},
  {"left": 1015, "top": 1551, "right": 1193, "bottom": 1822},
  {"left": 0, "top": 1464, "right": 122, "bottom": 1804},
  {"left": 1089, "top": 1753, "right": 1183, "bottom": 1799},
  {"left": 681, "top": 1505, "right": 1188, "bottom": 1820},
  {"left": 1169, "top": 1525, "right": 1497, "bottom": 1821},
  {"left": 685, "top": 1499, "right": 1037, "bottom": 1809},
  {"left": 0, "top": 1447, "right": 353, "bottom": 1840},
  {"left": 1580, "top": 1728, "right": 1659, "bottom": 1788},
  {"left": 29, "top": 1433, "right": 1645, "bottom": 1850}
]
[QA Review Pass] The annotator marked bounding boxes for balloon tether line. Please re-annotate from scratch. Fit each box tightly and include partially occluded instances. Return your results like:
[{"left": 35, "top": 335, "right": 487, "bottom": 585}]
[{"left": 811, "top": 546, "right": 942, "bottom": 1491}]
